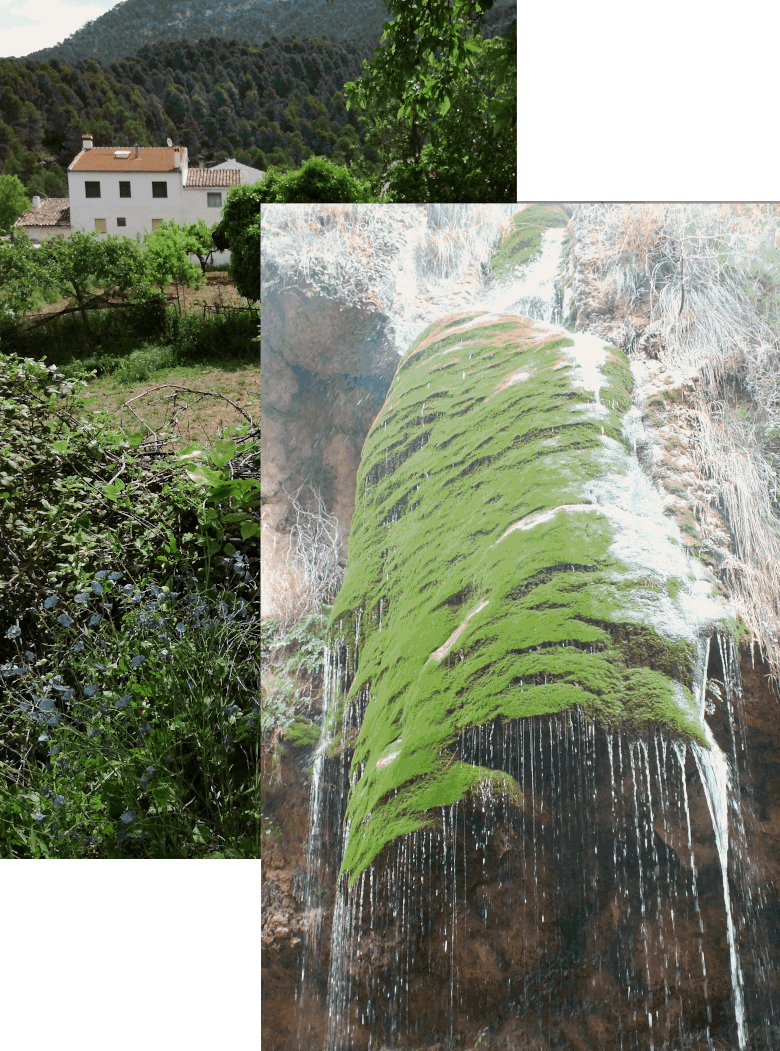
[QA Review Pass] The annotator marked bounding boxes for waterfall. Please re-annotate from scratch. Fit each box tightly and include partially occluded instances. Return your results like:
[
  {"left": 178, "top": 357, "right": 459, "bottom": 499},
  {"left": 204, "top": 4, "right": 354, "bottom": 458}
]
[
  {"left": 691, "top": 726, "right": 747, "bottom": 1050},
  {"left": 483, "top": 226, "right": 567, "bottom": 323},
  {"left": 298, "top": 210, "right": 778, "bottom": 1051}
]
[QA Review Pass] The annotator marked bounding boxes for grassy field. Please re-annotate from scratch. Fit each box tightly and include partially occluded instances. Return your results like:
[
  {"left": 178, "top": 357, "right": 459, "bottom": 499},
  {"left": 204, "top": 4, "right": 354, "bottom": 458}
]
[{"left": 18, "top": 267, "right": 259, "bottom": 455}]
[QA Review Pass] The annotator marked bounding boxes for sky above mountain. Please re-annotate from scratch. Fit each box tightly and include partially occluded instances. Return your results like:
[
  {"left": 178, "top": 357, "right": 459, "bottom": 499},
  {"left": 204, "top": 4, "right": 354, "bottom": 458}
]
[{"left": 0, "top": 0, "right": 116, "bottom": 58}]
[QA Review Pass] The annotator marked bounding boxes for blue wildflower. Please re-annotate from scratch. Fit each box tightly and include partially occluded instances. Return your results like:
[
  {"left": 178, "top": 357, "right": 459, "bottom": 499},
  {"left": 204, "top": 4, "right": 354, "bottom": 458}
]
[
  {"left": 129, "top": 655, "right": 145, "bottom": 668},
  {"left": 109, "top": 571, "right": 123, "bottom": 580},
  {"left": 74, "top": 592, "right": 89, "bottom": 605},
  {"left": 91, "top": 581, "right": 103, "bottom": 595},
  {"left": 71, "top": 640, "right": 84, "bottom": 653},
  {"left": 115, "top": 696, "right": 130, "bottom": 709},
  {"left": 33, "top": 812, "right": 44, "bottom": 823},
  {"left": 120, "top": 810, "right": 136, "bottom": 825},
  {"left": 83, "top": 685, "right": 99, "bottom": 697},
  {"left": 52, "top": 795, "right": 65, "bottom": 808},
  {"left": 57, "top": 613, "right": 73, "bottom": 628},
  {"left": 5, "top": 625, "right": 21, "bottom": 639},
  {"left": 88, "top": 615, "right": 102, "bottom": 627},
  {"left": 94, "top": 571, "right": 109, "bottom": 580},
  {"left": 44, "top": 595, "right": 59, "bottom": 608}
]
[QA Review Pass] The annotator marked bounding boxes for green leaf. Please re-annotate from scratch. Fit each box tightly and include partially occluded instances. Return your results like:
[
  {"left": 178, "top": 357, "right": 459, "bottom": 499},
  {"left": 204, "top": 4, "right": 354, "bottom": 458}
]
[
  {"left": 240, "top": 521, "right": 261, "bottom": 540},
  {"left": 208, "top": 439, "right": 237, "bottom": 470},
  {"left": 184, "top": 464, "right": 224, "bottom": 487},
  {"left": 51, "top": 440, "right": 70, "bottom": 455},
  {"left": 439, "top": 96, "right": 451, "bottom": 116},
  {"left": 176, "top": 444, "right": 206, "bottom": 464}
]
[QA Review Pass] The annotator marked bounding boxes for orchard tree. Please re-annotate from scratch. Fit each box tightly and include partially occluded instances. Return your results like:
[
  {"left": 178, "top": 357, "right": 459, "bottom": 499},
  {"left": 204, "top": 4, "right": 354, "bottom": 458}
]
[
  {"left": 183, "top": 218, "right": 222, "bottom": 276},
  {"left": 37, "top": 231, "right": 155, "bottom": 331},
  {"left": 211, "top": 183, "right": 261, "bottom": 303},
  {"left": 140, "top": 219, "right": 208, "bottom": 308},
  {"left": 0, "top": 229, "right": 49, "bottom": 318},
  {"left": 0, "top": 174, "right": 32, "bottom": 235}
]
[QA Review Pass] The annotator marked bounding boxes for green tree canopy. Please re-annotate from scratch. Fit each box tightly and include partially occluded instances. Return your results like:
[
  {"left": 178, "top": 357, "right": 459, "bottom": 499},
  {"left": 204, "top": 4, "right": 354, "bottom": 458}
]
[
  {"left": 210, "top": 183, "right": 260, "bottom": 303},
  {"left": 140, "top": 219, "right": 209, "bottom": 291},
  {"left": 0, "top": 174, "right": 31, "bottom": 235},
  {"left": 257, "top": 156, "right": 373, "bottom": 203}
]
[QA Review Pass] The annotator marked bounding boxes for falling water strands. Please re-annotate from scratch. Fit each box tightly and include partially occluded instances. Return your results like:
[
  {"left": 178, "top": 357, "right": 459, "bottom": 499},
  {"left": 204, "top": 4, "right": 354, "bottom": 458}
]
[{"left": 691, "top": 728, "right": 748, "bottom": 1050}]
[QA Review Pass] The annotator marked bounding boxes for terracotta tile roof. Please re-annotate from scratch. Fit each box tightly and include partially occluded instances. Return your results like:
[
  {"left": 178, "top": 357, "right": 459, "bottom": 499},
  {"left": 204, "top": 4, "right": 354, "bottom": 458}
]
[
  {"left": 14, "top": 198, "right": 71, "bottom": 228},
  {"left": 185, "top": 168, "right": 243, "bottom": 187},
  {"left": 69, "top": 146, "right": 189, "bottom": 172}
]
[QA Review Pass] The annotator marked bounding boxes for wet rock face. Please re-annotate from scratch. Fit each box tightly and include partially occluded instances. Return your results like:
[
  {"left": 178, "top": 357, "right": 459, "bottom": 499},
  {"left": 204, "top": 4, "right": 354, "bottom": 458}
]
[
  {"left": 261, "top": 741, "right": 340, "bottom": 1051},
  {"left": 328, "top": 696, "right": 780, "bottom": 1050}
]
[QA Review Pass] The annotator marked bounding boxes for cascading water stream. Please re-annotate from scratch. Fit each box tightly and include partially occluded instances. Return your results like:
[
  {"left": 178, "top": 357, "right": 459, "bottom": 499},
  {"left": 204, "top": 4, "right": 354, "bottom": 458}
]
[{"left": 691, "top": 726, "right": 748, "bottom": 1050}]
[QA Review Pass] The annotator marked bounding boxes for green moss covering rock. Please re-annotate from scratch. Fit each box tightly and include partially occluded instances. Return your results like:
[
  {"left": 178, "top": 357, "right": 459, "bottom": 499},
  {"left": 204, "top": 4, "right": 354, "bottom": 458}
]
[{"left": 328, "top": 311, "right": 732, "bottom": 884}]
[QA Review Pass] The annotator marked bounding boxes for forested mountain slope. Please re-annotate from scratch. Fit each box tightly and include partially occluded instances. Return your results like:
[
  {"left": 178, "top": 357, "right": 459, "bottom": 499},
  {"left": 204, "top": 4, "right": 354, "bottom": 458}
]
[
  {"left": 15, "top": 0, "right": 513, "bottom": 67},
  {"left": 0, "top": 36, "right": 372, "bottom": 201}
]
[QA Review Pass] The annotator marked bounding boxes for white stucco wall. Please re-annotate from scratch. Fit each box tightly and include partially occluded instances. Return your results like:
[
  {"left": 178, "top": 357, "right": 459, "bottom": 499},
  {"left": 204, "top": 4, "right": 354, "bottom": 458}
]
[
  {"left": 67, "top": 161, "right": 234, "bottom": 266},
  {"left": 18, "top": 225, "right": 67, "bottom": 244}
]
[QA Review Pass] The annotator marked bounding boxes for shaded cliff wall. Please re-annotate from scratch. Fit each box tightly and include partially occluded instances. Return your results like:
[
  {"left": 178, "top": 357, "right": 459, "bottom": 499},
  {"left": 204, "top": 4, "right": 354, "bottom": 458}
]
[{"left": 260, "top": 204, "right": 521, "bottom": 620}]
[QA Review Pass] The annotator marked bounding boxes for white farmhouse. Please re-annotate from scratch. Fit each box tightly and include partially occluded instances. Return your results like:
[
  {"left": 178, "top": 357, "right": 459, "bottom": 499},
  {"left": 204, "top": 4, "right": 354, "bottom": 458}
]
[{"left": 14, "top": 133, "right": 263, "bottom": 265}]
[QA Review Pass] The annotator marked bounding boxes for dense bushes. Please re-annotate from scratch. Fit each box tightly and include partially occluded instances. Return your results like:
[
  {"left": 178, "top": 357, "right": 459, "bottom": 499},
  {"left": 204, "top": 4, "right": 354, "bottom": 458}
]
[{"left": 0, "top": 350, "right": 259, "bottom": 857}]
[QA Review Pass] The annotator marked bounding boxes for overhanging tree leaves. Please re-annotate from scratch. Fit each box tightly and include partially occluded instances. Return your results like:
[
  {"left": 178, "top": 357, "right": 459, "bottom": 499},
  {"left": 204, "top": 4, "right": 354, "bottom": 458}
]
[{"left": 330, "top": 0, "right": 516, "bottom": 201}]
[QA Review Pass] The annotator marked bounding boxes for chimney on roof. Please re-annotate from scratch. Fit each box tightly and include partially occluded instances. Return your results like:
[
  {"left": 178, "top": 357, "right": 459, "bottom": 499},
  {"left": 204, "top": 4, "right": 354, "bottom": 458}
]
[
  {"left": 174, "top": 149, "right": 181, "bottom": 169},
  {"left": 134, "top": 143, "right": 139, "bottom": 158},
  {"left": 32, "top": 196, "right": 41, "bottom": 210},
  {"left": 82, "top": 133, "right": 93, "bottom": 150}
]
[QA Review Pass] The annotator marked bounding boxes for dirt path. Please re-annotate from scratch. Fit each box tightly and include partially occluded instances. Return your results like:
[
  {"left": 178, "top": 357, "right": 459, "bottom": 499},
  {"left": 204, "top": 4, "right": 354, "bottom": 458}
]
[{"left": 77, "top": 363, "right": 260, "bottom": 454}]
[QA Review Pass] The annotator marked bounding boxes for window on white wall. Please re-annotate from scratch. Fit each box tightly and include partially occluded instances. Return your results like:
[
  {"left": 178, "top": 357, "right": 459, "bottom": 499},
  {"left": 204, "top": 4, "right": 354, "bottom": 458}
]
[
  {"left": 117, "top": 218, "right": 126, "bottom": 227},
  {"left": 119, "top": 182, "right": 131, "bottom": 198},
  {"left": 85, "top": 182, "right": 100, "bottom": 198},
  {"left": 95, "top": 219, "right": 106, "bottom": 233},
  {"left": 152, "top": 182, "right": 168, "bottom": 198},
  {"left": 207, "top": 192, "right": 222, "bottom": 207},
  {"left": 152, "top": 219, "right": 163, "bottom": 231}
]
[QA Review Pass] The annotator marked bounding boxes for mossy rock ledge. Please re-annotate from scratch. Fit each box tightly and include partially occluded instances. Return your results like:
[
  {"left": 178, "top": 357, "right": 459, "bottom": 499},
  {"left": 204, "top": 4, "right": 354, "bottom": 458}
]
[{"left": 328, "top": 310, "right": 733, "bottom": 884}]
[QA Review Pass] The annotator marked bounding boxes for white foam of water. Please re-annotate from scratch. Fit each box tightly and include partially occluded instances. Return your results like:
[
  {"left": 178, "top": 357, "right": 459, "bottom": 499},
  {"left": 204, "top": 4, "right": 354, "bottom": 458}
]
[{"left": 692, "top": 728, "right": 748, "bottom": 1050}]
